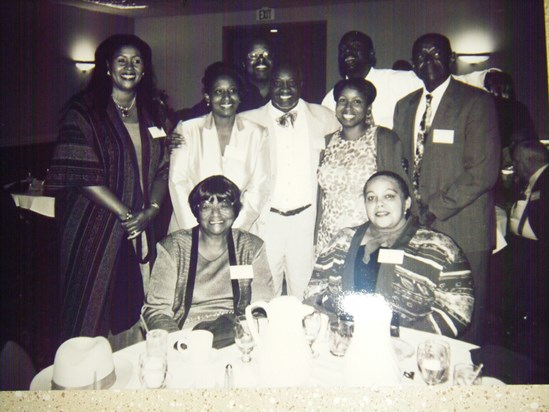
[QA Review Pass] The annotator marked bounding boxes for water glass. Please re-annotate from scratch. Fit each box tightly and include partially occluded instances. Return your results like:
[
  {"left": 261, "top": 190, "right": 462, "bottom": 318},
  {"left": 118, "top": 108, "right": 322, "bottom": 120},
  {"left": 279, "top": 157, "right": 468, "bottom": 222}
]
[
  {"left": 453, "top": 363, "right": 482, "bottom": 386},
  {"left": 329, "top": 319, "right": 353, "bottom": 357},
  {"left": 233, "top": 315, "right": 255, "bottom": 363},
  {"left": 139, "top": 352, "right": 167, "bottom": 389},
  {"left": 417, "top": 340, "right": 451, "bottom": 385},
  {"left": 302, "top": 311, "right": 321, "bottom": 358},
  {"left": 146, "top": 329, "right": 168, "bottom": 358}
]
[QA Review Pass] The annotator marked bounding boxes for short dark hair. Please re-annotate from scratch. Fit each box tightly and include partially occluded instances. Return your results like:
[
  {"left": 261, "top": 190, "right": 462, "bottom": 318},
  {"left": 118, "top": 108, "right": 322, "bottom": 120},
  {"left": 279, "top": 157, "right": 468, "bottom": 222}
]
[
  {"left": 201, "top": 61, "right": 245, "bottom": 96},
  {"left": 392, "top": 59, "right": 413, "bottom": 71},
  {"left": 364, "top": 171, "right": 410, "bottom": 200},
  {"left": 188, "top": 175, "right": 242, "bottom": 219},
  {"left": 511, "top": 139, "right": 549, "bottom": 164},
  {"left": 339, "top": 31, "right": 374, "bottom": 51},
  {"left": 412, "top": 33, "right": 452, "bottom": 58},
  {"left": 270, "top": 60, "right": 303, "bottom": 83},
  {"left": 333, "top": 78, "right": 377, "bottom": 106},
  {"left": 339, "top": 31, "right": 376, "bottom": 66}
]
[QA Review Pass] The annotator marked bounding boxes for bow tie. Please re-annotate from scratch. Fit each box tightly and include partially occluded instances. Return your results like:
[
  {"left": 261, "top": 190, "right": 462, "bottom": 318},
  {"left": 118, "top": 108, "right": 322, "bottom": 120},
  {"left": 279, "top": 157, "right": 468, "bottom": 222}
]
[{"left": 276, "top": 111, "right": 297, "bottom": 127}]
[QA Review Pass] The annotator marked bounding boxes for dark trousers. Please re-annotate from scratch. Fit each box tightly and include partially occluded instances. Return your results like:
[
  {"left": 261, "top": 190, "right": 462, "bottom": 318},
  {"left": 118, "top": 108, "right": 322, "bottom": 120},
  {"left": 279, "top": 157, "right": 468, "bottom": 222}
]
[{"left": 461, "top": 250, "right": 490, "bottom": 345}]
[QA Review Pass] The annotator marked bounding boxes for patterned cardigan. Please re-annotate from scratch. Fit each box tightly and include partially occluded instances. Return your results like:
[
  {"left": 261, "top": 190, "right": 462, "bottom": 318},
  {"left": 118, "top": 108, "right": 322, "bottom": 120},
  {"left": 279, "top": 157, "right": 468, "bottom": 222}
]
[{"left": 305, "top": 218, "right": 474, "bottom": 337}]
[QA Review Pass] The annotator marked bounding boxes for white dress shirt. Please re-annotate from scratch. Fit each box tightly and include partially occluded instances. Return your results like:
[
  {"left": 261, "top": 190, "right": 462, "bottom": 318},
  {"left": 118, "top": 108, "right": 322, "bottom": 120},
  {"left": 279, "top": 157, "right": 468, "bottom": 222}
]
[
  {"left": 510, "top": 164, "right": 548, "bottom": 240},
  {"left": 267, "top": 100, "right": 313, "bottom": 211},
  {"left": 413, "top": 76, "right": 452, "bottom": 154}
]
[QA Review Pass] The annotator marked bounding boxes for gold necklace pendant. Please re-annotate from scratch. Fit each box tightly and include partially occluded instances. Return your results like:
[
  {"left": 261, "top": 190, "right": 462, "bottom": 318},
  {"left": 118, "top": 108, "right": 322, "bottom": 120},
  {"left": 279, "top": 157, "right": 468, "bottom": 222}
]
[{"left": 112, "top": 96, "right": 136, "bottom": 118}]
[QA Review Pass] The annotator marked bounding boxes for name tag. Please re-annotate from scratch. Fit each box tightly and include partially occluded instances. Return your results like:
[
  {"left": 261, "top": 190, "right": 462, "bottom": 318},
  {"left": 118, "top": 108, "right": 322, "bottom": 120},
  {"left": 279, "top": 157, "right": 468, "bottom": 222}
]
[
  {"left": 230, "top": 265, "right": 254, "bottom": 280},
  {"left": 530, "top": 191, "right": 540, "bottom": 201},
  {"left": 148, "top": 127, "right": 167, "bottom": 139},
  {"left": 224, "top": 145, "right": 245, "bottom": 162},
  {"left": 432, "top": 129, "right": 454, "bottom": 144},
  {"left": 377, "top": 249, "right": 404, "bottom": 264}
]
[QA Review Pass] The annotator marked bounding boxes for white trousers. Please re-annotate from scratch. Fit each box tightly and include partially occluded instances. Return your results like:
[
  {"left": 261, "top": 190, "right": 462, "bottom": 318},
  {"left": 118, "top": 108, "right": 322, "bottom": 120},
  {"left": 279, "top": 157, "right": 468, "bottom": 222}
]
[{"left": 260, "top": 207, "right": 315, "bottom": 299}]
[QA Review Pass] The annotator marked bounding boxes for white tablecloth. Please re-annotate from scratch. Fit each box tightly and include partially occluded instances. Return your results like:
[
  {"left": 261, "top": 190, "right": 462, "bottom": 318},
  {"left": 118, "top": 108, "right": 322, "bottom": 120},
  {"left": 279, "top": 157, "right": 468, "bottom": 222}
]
[
  {"left": 11, "top": 192, "right": 55, "bottom": 218},
  {"left": 115, "top": 327, "right": 478, "bottom": 389}
]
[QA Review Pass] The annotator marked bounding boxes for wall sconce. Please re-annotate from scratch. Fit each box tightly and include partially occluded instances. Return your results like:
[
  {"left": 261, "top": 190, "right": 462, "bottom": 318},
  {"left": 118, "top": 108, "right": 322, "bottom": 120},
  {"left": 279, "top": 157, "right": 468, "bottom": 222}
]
[
  {"left": 75, "top": 61, "right": 95, "bottom": 73},
  {"left": 456, "top": 53, "right": 491, "bottom": 65}
]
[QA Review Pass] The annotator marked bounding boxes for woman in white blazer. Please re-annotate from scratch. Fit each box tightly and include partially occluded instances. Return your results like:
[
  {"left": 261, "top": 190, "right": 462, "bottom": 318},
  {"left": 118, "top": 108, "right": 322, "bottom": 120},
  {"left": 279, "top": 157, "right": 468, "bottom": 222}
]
[{"left": 169, "top": 62, "right": 270, "bottom": 233}]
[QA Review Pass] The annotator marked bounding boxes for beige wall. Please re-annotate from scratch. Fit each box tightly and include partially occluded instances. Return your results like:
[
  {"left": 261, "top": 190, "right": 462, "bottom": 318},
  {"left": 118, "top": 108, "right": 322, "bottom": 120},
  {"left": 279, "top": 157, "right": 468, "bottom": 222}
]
[
  {"left": 1, "top": 0, "right": 546, "bottom": 146},
  {"left": 0, "top": 1, "right": 133, "bottom": 146},
  {"left": 136, "top": 0, "right": 548, "bottom": 138}
]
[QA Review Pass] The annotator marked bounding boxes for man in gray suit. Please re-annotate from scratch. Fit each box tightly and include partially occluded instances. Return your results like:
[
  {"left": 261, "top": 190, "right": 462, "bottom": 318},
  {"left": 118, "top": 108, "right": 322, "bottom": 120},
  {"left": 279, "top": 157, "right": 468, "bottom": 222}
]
[
  {"left": 240, "top": 62, "right": 339, "bottom": 298},
  {"left": 393, "top": 33, "right": 500, "bottom": 344}
]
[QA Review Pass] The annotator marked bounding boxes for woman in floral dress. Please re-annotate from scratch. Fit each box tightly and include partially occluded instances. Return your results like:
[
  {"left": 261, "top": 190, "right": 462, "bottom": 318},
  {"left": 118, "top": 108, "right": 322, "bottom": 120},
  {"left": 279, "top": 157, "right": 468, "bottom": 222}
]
[{"left": 316, "top": 78, "right": 407, "bottom": 256}]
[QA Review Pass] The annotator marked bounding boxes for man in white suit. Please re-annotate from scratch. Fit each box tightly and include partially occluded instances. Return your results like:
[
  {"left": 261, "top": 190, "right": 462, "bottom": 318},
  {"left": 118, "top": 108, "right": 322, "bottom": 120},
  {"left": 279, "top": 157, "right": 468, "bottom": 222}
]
[{"left": 240, "top": 62, "right": 339, "bottom": 298}]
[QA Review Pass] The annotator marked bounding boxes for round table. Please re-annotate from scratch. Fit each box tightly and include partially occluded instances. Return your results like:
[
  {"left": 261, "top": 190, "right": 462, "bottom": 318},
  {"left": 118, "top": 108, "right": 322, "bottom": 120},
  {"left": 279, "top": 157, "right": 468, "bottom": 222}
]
[{"left": 113, "top": 326, "right": 479, "bottom": 389}]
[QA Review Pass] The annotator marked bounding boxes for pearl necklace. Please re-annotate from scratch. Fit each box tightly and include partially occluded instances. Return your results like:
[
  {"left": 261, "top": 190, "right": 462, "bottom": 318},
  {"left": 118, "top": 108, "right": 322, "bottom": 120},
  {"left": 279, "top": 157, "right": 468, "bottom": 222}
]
[{"left": 112, "top": 96, "right": 136, "bottom": 118}]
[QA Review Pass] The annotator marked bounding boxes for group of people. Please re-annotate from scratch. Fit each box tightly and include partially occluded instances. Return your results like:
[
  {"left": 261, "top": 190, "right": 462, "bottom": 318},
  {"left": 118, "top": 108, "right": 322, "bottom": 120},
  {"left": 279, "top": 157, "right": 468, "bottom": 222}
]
[{"left": 44, "top": 28, "right": 545, "bottom": 368}]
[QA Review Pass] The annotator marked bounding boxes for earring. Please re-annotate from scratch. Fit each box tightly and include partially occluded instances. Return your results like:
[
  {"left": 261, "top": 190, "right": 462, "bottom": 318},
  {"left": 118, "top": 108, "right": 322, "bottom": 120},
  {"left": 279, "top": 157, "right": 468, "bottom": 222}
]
[{"left": 107, "top": 70, "right": 111, "bottom": 76}]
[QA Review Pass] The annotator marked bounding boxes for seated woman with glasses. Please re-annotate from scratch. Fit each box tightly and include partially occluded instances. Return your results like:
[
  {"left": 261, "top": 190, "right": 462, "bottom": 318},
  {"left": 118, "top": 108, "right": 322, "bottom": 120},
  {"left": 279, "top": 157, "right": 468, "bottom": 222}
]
[
  {"left": 305, "top": 171, "right": 474, "bottom": 338},
  {"left": 142, "top": 175, "right": 275, "bottom": 332}
]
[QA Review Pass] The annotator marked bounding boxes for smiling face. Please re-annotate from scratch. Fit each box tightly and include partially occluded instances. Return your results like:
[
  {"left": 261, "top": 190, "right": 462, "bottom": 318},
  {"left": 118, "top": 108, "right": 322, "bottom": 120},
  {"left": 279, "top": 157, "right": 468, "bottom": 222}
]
[
  {"left": 108, "top": 45, "right": 145, "bottom": 93},
  {"left": 245, "top": 39, "right": 273, "bottom": 82},
  {"left": 270, "top": 65, "right": 302, "bottom": 112},
  {"left": 364, "top": 175, "right": 411, "bottom": 231},
  {"left": 338, "top": 33, "right": 372, "bottom": 78},
  {"left": 335, "top": 85, "right": 369, "bottom": 129},
  {"left": 205, "top": 75, "right": 241, "bottom": 119},
  {"left": 412, "top": 34, "right": 453, "bottom": 92},
  {"left": 197, "top": 195, "right": 236, "bottom": 237}
]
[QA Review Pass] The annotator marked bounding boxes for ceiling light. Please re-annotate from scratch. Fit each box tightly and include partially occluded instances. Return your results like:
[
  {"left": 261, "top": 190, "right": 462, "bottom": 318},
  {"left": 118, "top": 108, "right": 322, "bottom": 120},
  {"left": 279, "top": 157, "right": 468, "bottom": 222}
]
[{"left": 81, "top": 0, "right": 149, "bottom": 10}]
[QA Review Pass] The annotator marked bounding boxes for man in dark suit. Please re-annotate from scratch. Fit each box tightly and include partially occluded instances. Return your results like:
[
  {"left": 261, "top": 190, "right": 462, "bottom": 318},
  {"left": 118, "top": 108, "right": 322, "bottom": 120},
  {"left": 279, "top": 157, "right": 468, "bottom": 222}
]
[
  {"left": 508, "top": 140, "right": 548, "bottom": 367},
  {"left": 393, "top": 33, "right": 500, "bottom": 344}
]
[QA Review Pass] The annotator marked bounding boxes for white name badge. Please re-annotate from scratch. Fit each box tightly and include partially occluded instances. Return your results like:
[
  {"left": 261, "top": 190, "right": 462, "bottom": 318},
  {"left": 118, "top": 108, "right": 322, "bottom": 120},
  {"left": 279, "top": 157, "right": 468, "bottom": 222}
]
[
  {"left": 432, "top": 129, "right": 454, "bottom": 144},
  {"left": 148, "top": 127, "right": 167, "bottom": 139},
  {"left": 377, "top": 249, "right": 404, "bottom": 265},
  {"left": 230, "top": 265, "right": 254, "bottom": 280}
]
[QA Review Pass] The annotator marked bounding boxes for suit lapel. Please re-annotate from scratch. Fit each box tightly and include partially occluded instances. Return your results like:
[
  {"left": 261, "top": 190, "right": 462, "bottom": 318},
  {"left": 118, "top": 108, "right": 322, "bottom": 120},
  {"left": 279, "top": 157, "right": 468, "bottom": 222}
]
[{"left": 430, "top": 78, "right": 457, "bottom": 132}]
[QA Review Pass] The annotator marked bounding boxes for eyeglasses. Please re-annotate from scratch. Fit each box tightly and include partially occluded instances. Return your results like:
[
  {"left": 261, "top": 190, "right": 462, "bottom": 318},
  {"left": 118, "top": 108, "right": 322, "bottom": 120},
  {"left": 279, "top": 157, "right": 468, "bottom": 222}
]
[
  {"left": 247, "top": 51, "right": 271, "bottom": 61},
  {"left": 198, "top": 199, "right": 234, "bottom": 213}
]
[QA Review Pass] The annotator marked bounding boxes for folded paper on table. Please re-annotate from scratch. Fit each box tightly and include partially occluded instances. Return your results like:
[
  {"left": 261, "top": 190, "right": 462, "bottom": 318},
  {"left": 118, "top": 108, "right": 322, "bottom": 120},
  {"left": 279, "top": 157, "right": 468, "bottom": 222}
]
[{"left": 11, "top": 193, "right": 55, "bottom": 218}]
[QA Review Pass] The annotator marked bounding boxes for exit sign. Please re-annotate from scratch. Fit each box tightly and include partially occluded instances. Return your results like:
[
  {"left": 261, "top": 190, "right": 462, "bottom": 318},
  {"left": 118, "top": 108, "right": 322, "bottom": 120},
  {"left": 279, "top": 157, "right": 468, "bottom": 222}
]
[{"left": 257, "top": 7, "right": 275, "bottom": 21}]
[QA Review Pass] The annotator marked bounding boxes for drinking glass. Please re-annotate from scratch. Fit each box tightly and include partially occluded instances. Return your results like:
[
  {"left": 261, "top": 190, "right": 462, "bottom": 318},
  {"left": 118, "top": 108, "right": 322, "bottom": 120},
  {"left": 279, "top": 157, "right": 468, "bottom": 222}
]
[
  {"left": 453, "top": 363, "right": 482, "bottom": 386},
  {"left": 146, "top": 329, "right": 168, "bottom": 358},
  {"left": 417, "top": 340, "right": 451, "bottom": 385},
  {"left": 139, "top": 352, "right": 167, "bottom": 389},
  {"left": 233, "top": 315, "right": 255, "bottom": 363},
  {"left": 302, "top": 311, "right": 321, "bottom": 358},
  {"left": 329, "top": 319, "right": 353, "bottom": 357}
]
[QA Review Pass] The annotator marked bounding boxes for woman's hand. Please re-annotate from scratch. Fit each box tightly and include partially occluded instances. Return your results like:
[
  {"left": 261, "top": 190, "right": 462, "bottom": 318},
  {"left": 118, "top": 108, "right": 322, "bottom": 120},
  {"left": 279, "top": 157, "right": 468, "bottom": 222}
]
[
  {"left": 166, "top": 131, "right": 185, "bottom": 153},
  {"left": 120, "top": 207, "right": 159, "bottom": 236}
]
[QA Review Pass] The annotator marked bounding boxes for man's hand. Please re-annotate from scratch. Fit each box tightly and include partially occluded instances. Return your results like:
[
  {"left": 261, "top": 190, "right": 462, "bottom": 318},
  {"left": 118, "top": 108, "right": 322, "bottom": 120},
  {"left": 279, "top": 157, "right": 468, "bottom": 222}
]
[
  {"left": 418, "top": 203, "right": 436, "bottom": 226},
  {"left": 166, "top": 131, "right": 185, "bottom": 154}
]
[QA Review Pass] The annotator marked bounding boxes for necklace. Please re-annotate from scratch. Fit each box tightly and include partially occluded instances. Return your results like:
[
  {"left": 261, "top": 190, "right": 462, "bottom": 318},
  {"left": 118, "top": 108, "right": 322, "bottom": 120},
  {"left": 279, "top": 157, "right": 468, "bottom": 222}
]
[{"left": 112, "top": 96, "right": 136, "bottom": 118}]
